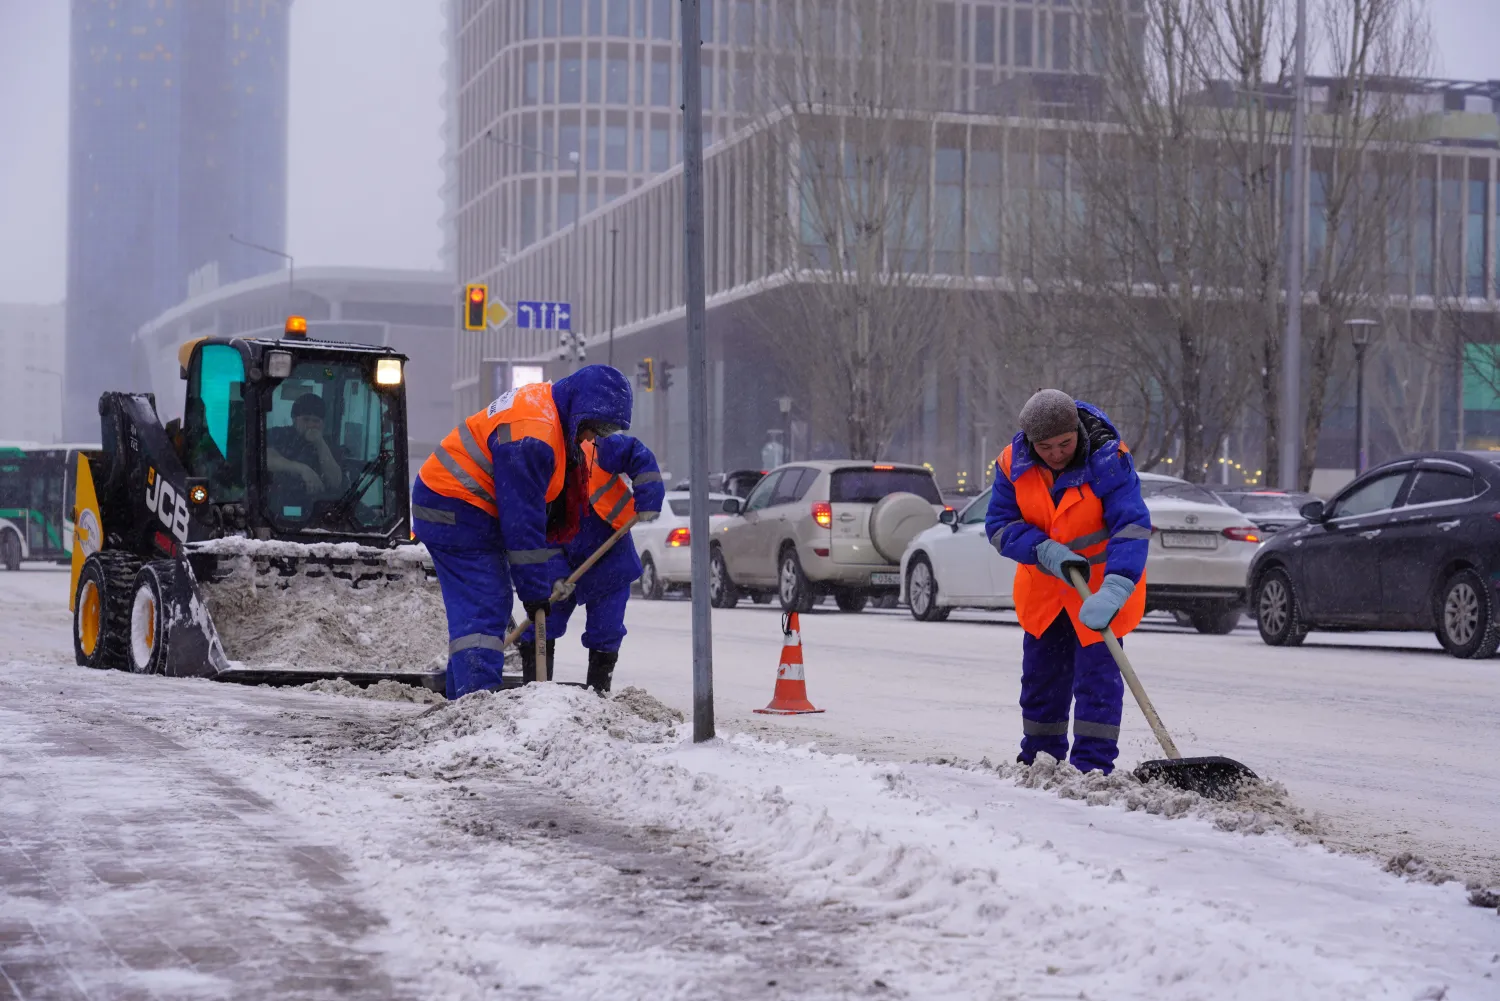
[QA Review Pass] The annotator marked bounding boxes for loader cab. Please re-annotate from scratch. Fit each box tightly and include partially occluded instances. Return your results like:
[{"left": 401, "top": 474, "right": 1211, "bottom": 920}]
[{"left": 177, "top": 333, "right": 411, "bottom": 545}]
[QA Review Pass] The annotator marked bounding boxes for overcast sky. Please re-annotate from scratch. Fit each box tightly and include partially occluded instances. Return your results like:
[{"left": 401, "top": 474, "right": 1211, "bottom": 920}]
[{"left": 1, "top": 0, "right": 1498, "bottom": 306}]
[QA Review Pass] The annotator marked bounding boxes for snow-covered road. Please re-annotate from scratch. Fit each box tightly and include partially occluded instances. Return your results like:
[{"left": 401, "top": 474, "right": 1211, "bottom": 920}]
[{"left": 3, "top": 567, "right": 1499, "bottom": 999}]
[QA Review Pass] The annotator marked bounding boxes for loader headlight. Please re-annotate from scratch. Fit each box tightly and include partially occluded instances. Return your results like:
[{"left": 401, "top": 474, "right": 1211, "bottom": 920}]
[
  {"left": 189, "top": 485, "right": 209, "bottom": 505},
  {"left": 266, "top": 351, "right": 294, "bottom": 379},
  {"left": 375, "top": 358, "right": 403, "bottom": 386}
]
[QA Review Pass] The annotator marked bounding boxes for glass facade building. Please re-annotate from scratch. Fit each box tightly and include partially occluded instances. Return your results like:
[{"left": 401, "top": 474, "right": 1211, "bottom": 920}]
[{"left": 65, "top": 0, "right": 290, "bottom": 440}]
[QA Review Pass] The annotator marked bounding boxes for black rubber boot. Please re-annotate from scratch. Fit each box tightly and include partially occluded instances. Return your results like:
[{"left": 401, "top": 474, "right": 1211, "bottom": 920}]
[
  {"left": 585, "top": 649, "right": 619, "bottom": 695},
  {"left": 516, "top": 639, "right": 556, "bottom": 685}
]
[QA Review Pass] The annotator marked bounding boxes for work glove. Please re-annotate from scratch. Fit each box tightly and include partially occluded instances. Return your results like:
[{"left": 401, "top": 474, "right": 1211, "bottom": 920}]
[
  {"left": 1035, "top": 539, "right": 1089, "bottom": 581},
  {"left": 522, "top": 599, "right": 551, "bottom": 622},
  {"left": 1079, "top": 574, "right": 1135, "bottom": 632},
  {"left": 634, "top": 509, "right": 660, "bottom": 523},
  {"left": 549, "top": 577, "right": 576, "bottom": 603}
]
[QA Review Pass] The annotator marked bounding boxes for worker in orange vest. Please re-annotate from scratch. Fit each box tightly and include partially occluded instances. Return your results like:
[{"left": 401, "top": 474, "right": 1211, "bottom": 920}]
[
  {"left": 410, "top": 365, "right": 636, "bottom": 699},
  {"left": 984, "top": 389, "right": 1152, "bottom": 773},
  {"left": 517, "top": 434, "right": 664, "bottom": 692}
]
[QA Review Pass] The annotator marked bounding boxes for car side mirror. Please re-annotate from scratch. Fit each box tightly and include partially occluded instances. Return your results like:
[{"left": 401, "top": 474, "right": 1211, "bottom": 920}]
[
  {"left": 939, "top": 508, "right": 958, "bottom": 530},
  {"left": 721, "top": 497, "right": 743, "bottom": 515},
  {"left": 1299, "top": 500, "right": 1326, "bottom": 522}
]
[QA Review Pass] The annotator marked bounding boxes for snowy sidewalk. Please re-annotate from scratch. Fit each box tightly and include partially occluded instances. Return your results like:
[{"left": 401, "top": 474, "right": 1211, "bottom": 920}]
[{"left": 0, "top": 685, "right": 400, "bottom": 1000}]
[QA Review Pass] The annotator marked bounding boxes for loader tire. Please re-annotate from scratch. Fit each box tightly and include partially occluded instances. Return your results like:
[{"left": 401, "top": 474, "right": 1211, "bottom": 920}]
[
  {"left": 74, "top": 552, "right": 142, "bottom": 671},
  {"left": 128, "top": 560, "right": 186, "bottom": 675}
]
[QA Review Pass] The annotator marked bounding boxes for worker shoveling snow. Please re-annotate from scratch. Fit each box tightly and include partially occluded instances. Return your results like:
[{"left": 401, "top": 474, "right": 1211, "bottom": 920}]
[{"left": 282, "top": 682, "right": 1498, "bottom": 1000}]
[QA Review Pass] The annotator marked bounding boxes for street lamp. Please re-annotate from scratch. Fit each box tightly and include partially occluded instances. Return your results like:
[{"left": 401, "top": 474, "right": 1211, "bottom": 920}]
[
  {"left": 483, "top": 129, "right": 585, "bottom": 371},
  {"left": 1346, "top": 318, "right": 1378, "bottom": 474}
]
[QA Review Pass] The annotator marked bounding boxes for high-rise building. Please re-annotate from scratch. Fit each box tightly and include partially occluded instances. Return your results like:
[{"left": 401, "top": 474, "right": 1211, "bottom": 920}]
[
  {"left": 0, "top": 303, "right": 66, "bottom": 445},
  {"left": 64, "top": 0, "right": 290, "bottom": 439}
]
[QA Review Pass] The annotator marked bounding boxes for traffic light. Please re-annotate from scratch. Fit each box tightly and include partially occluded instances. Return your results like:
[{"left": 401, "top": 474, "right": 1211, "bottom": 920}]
[
  {"left": 660, "top": 360, "right": 675, "bottom": 391},
  {"left": 637, "top": 357, "right": 655, "bottom": 392},
  {"left": 464, "top": 284, "right": 488, "bottom": 331}
]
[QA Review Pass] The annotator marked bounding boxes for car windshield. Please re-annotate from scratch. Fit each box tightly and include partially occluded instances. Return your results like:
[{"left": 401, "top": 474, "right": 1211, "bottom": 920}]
[
  {"left": 262, "top": 356, "right": 403, "bottom": 536},
  {"left": 669, "top": 498, "right": 691, "bottom": 516},
  {"left": 830, "top": 468, "right": 942, "bottom": 504},
  {"left": 1140, "top": 478, "right": 1227, "bottom": 506},
  {"left": 1220, "top": 493, "right": 1311, "bottom": 516}
]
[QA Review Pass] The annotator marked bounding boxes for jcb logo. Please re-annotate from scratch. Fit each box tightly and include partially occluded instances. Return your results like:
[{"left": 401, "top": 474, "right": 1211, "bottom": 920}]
[{"left": 145, "top": 469, "right": 190, "bottom": 545}]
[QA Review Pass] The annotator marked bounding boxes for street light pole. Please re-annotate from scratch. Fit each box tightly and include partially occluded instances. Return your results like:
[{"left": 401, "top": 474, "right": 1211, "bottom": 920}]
[
  {"left": 228, "top": 233, "right": 294, "bottom": 310},
  {"left": 1346, "top": 319, "right": 1378, "bottom": 475},
  {"left": 607, "top": 227, "right": 619, "bottom": 369},
  {"left": 679, "top": 0, "right": 714, "bottom": 743},
  {"left": 1280, "top": 0, "right": 1307, "bottom": 491},
  {"left": 483, "top": 130, "right": 585, "bottom": 370}
]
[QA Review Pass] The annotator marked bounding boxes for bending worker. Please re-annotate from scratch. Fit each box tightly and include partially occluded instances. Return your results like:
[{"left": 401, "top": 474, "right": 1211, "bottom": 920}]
[
  {"left": 985, "top": 389, "right": 1152, "bottom": 774},
  {"left": 518, "top": 433, "right": 665, "bottom": 693},
  {"left": 411, "top": 365, "right": 637, "bottom": 699}
]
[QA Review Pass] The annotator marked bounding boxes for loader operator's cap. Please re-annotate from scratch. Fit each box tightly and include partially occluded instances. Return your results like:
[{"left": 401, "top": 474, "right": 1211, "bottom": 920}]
[{"left": 292, "top": 394, "right": 326, "bottom": 420}]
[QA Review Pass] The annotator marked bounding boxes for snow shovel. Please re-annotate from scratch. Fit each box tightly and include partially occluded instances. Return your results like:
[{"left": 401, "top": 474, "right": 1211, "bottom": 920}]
[
  {"left": 502, "top": 515, "right": 641, "bottom": 684},
  {"left": 1065, "top": 566, "right": 1257, "bottom": 800}
]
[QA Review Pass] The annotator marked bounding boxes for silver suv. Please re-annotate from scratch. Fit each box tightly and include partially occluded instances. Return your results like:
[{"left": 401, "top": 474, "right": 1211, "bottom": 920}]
[{"left": 708, "top": 461, "right": 945, "bottom": 612}]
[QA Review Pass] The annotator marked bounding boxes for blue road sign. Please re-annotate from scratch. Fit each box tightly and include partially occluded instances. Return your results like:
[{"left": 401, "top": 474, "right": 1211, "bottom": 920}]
[{"left": 515, "top": 300, "right": 572, "bottom": 330}]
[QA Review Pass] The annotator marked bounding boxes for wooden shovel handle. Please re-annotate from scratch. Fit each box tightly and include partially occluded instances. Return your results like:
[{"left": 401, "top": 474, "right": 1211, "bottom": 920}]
[{"left": 503, "top": 515, "right": 641, "bottom": 648}]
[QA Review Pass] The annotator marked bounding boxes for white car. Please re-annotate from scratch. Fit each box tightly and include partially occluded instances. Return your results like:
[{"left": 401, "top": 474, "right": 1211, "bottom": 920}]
[
  {"left": 632, "top": 490, "right": 732, "bottom": 599},
  {"left": 899, "top": 473, "right": 1263, "bottom": 634}
]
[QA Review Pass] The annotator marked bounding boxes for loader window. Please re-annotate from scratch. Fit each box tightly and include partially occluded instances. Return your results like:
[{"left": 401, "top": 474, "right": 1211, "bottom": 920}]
[
  {"left": 263, "top": 357, "right": 401, "bottom": 535},
  {"left": 183, "top": 345, "right": 247, "bottom": 502}
]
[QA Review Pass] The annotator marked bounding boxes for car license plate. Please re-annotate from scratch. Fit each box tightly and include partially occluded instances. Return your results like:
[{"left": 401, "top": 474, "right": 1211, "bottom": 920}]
[
  {"left": 1160, "top": 532, "right": 1218, "bottom": 550},
  {"left": 870, "top": 572, "right": 901, "bottom": 586}
]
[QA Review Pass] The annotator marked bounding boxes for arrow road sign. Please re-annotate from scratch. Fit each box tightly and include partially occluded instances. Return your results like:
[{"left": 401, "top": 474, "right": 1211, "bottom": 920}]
[
  {"left": 485, "top": 300, "right": 513, "bottom": 329},
  {"left": 516, "top": 300, "right": 572, "bottom": 330}
]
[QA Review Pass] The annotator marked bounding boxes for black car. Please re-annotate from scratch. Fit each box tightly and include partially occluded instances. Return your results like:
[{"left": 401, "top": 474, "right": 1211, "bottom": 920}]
[
  {"left": 1248, "top": 452, "right": 1500, "bottom": 658},
  {"left": 1215, "top": 489, "right": 1319, "bottom": 535}
]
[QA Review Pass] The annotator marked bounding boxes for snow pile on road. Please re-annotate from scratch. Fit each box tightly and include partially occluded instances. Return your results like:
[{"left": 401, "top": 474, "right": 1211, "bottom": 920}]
[
  {"left": 300, "top": 677, "right": 445, "bottom": 704},
  {"left": 368, "top": 684, "right": 1496, "bottom": 1000},
  {"left": 934, "top": 751, "right": 1323, "bottom": 838},
  {"left": 204, "top": 556, "right": 448, "bottom": 673}
]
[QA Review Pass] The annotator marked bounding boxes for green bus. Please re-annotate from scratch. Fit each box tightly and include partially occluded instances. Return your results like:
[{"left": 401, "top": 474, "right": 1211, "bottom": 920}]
[{"left": 0, "top": 444, "right": 97, "bottom": 571}]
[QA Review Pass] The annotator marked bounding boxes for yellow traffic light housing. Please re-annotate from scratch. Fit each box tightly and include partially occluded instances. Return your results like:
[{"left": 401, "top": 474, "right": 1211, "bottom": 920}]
[
  {"left": 637, "top": 357, "right": 655, "bottom": 392},
  {"left": 465, "top": 284, "right": 488, "bottom": 331}
]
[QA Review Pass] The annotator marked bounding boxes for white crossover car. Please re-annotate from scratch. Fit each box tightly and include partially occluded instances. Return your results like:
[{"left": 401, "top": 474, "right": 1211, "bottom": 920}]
[
  {"left": 632, "top": 490, "right": 732, "bottom": 599},
  {"left": 899, "top": 472, "right": 1264, "bottom": 634}
]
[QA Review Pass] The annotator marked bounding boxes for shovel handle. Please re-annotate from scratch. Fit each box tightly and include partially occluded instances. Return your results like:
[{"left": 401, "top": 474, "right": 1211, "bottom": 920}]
[
  {"left": 1066, "top": 566, "right": 1182, "bottom": 761},
  {"left": 503, "top": 515, "right": 641, "bottom": 648}
]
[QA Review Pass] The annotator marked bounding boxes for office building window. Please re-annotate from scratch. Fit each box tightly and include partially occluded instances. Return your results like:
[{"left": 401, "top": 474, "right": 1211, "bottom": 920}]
[
  {"left": 975, "top": 6, "right": 995, "bottom": 63},
  {"left": 1467, "top": 167, "right": 1487, "bottom": 297}
]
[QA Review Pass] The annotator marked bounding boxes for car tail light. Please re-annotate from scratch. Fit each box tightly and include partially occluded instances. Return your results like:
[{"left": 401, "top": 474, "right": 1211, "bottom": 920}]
[
  {"left": 813, "top": 548, "right": 830, "bottom": 557},
  {"left": 666, "top": 527, "right": 690, "bottom": 547},
  {"left": 1222, "top": 526, "right": 1262, "bottom": 543},
  {"left": 812, "top": 502, "right": 833, "bottom": 528}
]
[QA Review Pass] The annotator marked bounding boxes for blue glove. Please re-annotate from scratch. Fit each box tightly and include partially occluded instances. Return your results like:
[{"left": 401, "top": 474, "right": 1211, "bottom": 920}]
[
  {"left": 1079, "top": 574, "right": 1135, "bottom": 632},
  {"left": 1035, "top": 539, "right": 1088, "bottom": 581}
]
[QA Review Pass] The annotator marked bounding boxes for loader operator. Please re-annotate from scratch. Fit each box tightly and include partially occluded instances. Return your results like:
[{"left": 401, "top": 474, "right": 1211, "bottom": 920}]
[
  {"left": 267, "top": 393, "right": 345, "bottom": 497},
  {"left": 517, "top": 433, "right": 665, "bottom": 694},
  {"left": 411, "top": 364, "right": 643, "bottom": 700},
  {"left": 985, "top": 389, "right": 1152, "bottom": 774}
]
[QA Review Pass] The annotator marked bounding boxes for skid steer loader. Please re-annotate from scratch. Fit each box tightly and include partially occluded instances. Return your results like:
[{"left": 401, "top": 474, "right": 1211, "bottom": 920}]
[{"left": 68, "top": 318, "right": 448, "bottom": 690}]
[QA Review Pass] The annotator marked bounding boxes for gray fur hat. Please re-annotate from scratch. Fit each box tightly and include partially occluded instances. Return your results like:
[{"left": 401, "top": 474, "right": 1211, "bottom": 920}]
[{"left": 1019, "top": 389, "right": 1079, "bottom": 443}]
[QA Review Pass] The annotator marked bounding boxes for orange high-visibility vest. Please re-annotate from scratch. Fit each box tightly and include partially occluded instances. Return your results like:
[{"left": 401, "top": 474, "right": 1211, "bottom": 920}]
[
  {"left": 419, "top": 383, "right": 567, "bottom": 517},
  {"left": 999, "top": 444, "right": 1147, "bottom": 646},
  {"left": 582, "top": 438, "right": 636, "bottom": 529}
]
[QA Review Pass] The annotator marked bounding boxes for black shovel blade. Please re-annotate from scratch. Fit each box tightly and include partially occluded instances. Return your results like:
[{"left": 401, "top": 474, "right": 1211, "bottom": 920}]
[{"left": 1133, "top": 756, "right": 1258, "bottom": 801}]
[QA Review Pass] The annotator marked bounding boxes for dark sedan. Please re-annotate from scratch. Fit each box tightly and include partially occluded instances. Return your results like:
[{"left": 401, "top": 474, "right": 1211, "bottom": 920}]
[
  {"left": 1216, "top": 489, "right": 1319, "bottom": 535},
  {"left": 1249, "top": 452, "right": 1500, "bottom": 658}
]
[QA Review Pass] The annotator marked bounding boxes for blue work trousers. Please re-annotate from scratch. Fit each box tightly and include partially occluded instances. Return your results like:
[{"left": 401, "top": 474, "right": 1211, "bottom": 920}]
[
  {"left": 1019, "top": 613, "right": 1124, "bottom": 773},
  {"left": 520, "top": 583, "right": 629, "bottom": 653}
]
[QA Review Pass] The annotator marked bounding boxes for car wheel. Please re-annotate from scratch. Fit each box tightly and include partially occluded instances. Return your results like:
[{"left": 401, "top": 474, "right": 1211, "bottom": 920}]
[
  {"left": 0, "top": 529, "right": 20, "bottom": 571},
  {"left": 906, "top": 554, "right": 950, "bottom": 623},
  {"left": 73, "top": 552, "right": 140, "bottom": 670},
  {"left": 1190, "top": 602, "right": 1243, "bottom": 636},
  {"left": 778, "top": 546, "right": 815, "bottom": 613},
  {"left": 833, "top": 589, "right": 867, "bottom": 613},
  {"left": 708, "top": 546, "right": 739, "bottom": 609},
  {"left": 1435, "top": 568, "right": 1500, "bottom": 659},
  {"left": 1254, "top": 567, "right": 1306, "bottom": 647},
  {"left": 639, "top": 554, "right": 663, "bottom": 600}
]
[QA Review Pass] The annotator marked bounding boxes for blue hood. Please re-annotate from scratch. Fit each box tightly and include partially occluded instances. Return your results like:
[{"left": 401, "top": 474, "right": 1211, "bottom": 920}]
[
  {"left": 1007, "top": 399, "right": 1123, "bottom": 485},
  {"left": 551, "top": 365, "right": 633, "bottom": 441}
]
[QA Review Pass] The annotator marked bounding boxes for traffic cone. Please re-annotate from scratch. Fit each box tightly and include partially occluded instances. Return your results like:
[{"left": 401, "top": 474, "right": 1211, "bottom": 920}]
[{"left": 754, "top": 611, "right": 825, "bottom": 715}]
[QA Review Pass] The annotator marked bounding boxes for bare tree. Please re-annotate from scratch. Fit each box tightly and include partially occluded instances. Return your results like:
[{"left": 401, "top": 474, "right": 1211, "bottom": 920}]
[{"left": 745, "top": 0, "right": 958, "bottom": 459}]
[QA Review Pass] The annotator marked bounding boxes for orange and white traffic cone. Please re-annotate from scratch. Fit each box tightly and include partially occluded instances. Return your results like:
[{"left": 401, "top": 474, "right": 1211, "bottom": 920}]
[{"left": 754, "top": 611, "right": 824, "bottom": 715}]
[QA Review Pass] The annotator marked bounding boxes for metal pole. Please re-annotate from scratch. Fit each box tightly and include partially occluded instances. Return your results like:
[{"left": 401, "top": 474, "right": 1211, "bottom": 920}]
[
  {"left": 1355, "top": 344, "right": 1367, "bottom": 474},
  {"left": 572, "top": 151, "right": 583, "bottom": 373},
  {"left": 1280, "top": 0, "right": 1307, "bottom": 491},
  {"left": 607, "top": 227, "right": 619, "bottom": 368},
  {"left": 679, "top": 0, "right": 714, "bottom": 743},
  {"left": 229, "top": 233, "right": 294, "bottom": 310}
]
